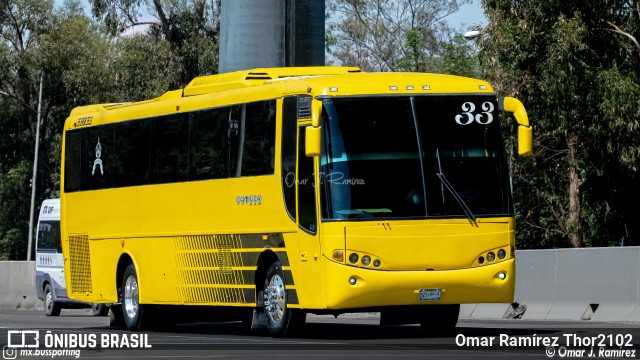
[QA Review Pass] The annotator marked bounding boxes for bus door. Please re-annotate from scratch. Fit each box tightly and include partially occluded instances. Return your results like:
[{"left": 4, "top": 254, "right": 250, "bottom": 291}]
[
  {"left": 296, "top": 124, "right": 323, "bottom": 307},
  {"left": 282, "top": 96, "right": 323, "bottom": 308}
]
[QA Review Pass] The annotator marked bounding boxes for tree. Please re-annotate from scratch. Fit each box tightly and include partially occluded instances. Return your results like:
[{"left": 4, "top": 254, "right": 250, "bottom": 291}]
[
  {"left": 327, "top": 0, "right": 473, "bottom": 72},
  {"left": 0, "top": 0, "right": 107, "bottom": 259},
  {"left": 480, "top": 0, "right": 640, "bottom": 248},
  {"left": 89, "top": 0, "right": 220, "bottom": 85},
  {"left": 0, "top": 0, "right": 220, "bottom": 259}
]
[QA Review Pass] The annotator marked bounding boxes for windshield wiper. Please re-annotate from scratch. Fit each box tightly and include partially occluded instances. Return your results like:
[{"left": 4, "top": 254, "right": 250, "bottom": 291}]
[{"left": 436, "top": 148, "right": 478, "bottom": 227}]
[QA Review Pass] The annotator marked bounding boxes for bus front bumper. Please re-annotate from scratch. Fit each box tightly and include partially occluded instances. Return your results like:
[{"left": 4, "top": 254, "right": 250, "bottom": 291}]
[{"left": 322, "top": 258, "right": 515, "bottom": 309}]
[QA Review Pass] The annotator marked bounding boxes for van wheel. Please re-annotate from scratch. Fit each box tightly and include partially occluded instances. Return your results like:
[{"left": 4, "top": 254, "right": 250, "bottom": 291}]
[
  {"left": 121, "top": 264, "right": 146, "bottom": 330},
  {"left": 92, "top": 303, "right": 109, "bottom": 316},
  {"left": 44, "top": 284, "right": 61, "bottom": 316},
  {"left": 263, "top": 262, "right": 304, "bottom": 337}
]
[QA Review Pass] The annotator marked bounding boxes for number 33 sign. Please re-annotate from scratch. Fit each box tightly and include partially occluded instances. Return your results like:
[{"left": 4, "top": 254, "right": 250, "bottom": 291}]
[{"left": 455, "top": 102, "right": 495, "bottom": 125}]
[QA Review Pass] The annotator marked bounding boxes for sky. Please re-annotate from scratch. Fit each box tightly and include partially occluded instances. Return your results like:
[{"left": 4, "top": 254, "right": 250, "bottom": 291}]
[
  {"left": 447, "top": 0, "right": 488, "bottom": 30},
  {"left": 56, "top": 0, "right": 488, "bottom": 29}
]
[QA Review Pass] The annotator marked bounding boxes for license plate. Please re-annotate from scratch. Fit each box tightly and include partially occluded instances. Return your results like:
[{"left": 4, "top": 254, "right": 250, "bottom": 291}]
[{"left": 418, "top": 288, "right": 442, "bottom": 301}]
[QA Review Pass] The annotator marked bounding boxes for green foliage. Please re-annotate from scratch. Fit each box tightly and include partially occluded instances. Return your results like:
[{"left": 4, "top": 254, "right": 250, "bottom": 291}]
[
  {"left": 482, "top": 0, "right": 640, "bottom": 248},
  {"left": 0, "top": 161, "right": 31, "bottom": 260},
  {"left": 597, "top": 66, "right": 640, "bottom": 172},
  {"left": 0, "top": 0, "right": 220, "bottom": 260},
  {"left": 441, "top": 34, "right": 480, "bottom": 77},
  {"left": 327, "top": 0, "right": 473, "bottom": 73},
  {"left": 90, "top": 0, "right": 220, "bottom": 85},
  {"left": 107, "top": 35, "right": 179, "bottom": 101}
]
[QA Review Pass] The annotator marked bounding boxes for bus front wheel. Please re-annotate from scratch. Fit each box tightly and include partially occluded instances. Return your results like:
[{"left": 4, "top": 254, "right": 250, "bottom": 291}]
[
  {"left": 121, "top": 264, "right": 146, "bottom": 330},
  {"left": 263, "top": 262, "right": 305, "bottom": 337},
  {"left": 44, "top": 284, "right": 61, "bottom": 316}
]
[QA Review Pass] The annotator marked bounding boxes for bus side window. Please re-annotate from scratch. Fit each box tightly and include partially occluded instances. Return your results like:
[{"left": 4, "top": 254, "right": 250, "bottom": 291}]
[
  {"left": 240, "top": 100, "right": 276, "bottom": 176},
  {"left": 64, "top": 131, "right": 82, "bottom": 193},
  {"left": 150, "top": 114, "right": 189, "bottom": 184},
  {"left": 190, "top": 107, "right": 231, "bottom": 180},
  {"left": 282, "top": 97, "right": 297, "bottom": 222},
  {"left": 81, "top": 124, "right": 114, "bottom": 190},
  {"left": 114, "top": 119, "right": 150, "bottom": 187}
]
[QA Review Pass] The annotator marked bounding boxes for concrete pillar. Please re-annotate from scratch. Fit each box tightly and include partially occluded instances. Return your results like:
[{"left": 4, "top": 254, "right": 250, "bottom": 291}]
[
  {"left": 285, "top": 0, "right": 325, "bottom": 67},
  {"left": 219, "top": 0, "right": 325, "bottom": 73}
]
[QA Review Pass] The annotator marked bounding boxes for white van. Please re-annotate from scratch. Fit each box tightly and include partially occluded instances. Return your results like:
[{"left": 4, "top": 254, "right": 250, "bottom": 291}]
[{"left": 34, "top": 198, "right": 108, "bottom": 316}]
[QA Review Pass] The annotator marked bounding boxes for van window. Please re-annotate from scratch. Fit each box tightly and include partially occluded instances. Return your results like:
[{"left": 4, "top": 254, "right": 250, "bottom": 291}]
[{"left": 37, "top": 221, "right": 61, "bottom": 252}]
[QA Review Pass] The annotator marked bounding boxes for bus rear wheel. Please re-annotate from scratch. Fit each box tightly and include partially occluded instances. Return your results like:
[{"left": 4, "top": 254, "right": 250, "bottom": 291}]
[
  {"left": 121, "top": 264, "right": 146, "bottom": 330},
  {"left": 263, "top": 262, "right": 304, "bottom": 337},
  {"left": 44, "top": 284, "right": 61, "bottom": 316}
]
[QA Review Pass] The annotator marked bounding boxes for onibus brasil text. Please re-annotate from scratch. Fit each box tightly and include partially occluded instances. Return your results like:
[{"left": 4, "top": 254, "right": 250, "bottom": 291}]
[{"left": 11, "top": 331, "right": 151, "bottom": 349}]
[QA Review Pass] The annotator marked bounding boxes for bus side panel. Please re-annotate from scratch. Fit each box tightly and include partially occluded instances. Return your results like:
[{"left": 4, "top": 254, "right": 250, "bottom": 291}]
[
  {"left": 87, "top": 239, "right": 119, "bottom": 303},
  {"left": 63, "top": 175, "right": 298, "bottom": 305}
]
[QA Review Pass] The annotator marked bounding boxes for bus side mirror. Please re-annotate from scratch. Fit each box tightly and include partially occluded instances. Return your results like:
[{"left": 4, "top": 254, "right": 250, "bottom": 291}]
[
  {"left": 500, "top": 96, "right": 533, "bottom": 157},
  {"left": 518, "top": 126, "right": 533, "bottom": 157},
  {"left": 305, "top": 126, "right": 321, "bottom": 157}
]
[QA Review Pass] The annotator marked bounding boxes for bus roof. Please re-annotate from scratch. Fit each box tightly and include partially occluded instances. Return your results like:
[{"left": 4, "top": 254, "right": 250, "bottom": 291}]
[{"left": 64, "top": 67, "right": 495, "bottom": 130}]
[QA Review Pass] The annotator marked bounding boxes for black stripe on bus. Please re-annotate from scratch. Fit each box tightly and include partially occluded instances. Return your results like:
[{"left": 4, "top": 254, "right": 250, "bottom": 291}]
[{"left": 286, "top": 289, "right": 299, "bottom": 305}]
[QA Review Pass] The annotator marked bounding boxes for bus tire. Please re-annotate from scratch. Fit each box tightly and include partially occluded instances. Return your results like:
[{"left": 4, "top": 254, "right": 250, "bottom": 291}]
[
  {"left": 44, "top": 284, "right": 61, "bottom": 316},
  {"left": 419, "top": 304, "right": 460, "bottom": 332},
  {"left": 92, "top": 303, "right": 109, "bottom": 316},
  {"left": 263, "top": 262, "right": 304, "bottom": 337},
  {"left": 121, "top": 264, "right": 146, "bottom": 330}
]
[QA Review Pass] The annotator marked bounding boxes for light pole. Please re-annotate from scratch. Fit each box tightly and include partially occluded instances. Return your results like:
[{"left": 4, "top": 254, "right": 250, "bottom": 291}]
[
  {"left": 0, "top": 72, "right": 44, "bottom": 261},
  {"left": 464, "top": 30, "right": 482, "bottom": 40}
]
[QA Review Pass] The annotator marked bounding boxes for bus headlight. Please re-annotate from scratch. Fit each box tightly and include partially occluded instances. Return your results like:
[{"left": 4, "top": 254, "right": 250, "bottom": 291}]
[
  {"left": 373, "top": 259, "right": 381, "bottom": 267},
  {"left": 498, "top": 249, "right": 506, "bottom": 259},
  {"left": 349, "top": 253, "right": 359, "bottom": 264},
  {"left": 487, "top": 252, "right": 495, "bottom": 262},
  {"left": 361, "top": 255, "right": 371, "bottom": 266}
]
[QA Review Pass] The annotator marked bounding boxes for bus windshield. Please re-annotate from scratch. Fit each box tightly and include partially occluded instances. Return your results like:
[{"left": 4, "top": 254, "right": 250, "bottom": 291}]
[{"left": 320, "top": 95, "right": 512, "bottom": 221}]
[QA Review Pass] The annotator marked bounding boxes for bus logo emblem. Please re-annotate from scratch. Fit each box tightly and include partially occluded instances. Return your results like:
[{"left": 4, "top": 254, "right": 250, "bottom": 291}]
[{"left": 92, "top": 138, "right": 104, "bottom": 176}]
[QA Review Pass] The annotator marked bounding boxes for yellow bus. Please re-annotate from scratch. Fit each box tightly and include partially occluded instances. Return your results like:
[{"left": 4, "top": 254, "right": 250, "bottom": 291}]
[{"left": 61, "top": 66, "right": 532, "bottom": 336}]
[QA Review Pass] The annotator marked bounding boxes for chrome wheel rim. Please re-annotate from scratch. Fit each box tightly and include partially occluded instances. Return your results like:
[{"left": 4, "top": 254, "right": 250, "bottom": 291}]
[
  {"left": 264, "top": 274, "right": 286, "bottom": 325},
  {"left": 124, "top": 275, "right": 139, "bottom": 319}
]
